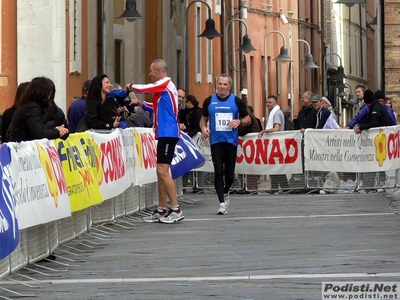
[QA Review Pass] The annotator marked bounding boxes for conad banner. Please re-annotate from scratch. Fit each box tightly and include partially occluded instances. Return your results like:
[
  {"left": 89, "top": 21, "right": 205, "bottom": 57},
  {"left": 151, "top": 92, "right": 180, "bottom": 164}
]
[
  {"left": 0, "top": 144, "right": 19, "bottom": 260},
  {"left": 87, "top": 130, "right": 132, "bottom": 200},
  {"left": 195, "top": 131, "right": 303, "bottom": 175},
  {"left": 56, "top": 133, "right": 103, "bottom": 212},
  {"left": 304, "top": 126, "right": 400, "bottom": 172},
  {"left": 12, "top": 140, "right": 71, "bottom": 229}
]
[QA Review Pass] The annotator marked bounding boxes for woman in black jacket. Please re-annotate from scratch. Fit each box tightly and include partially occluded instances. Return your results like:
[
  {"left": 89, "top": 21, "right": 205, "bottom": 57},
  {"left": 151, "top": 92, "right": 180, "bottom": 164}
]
[
  {"left": 8, "top": 77, "right": 69, "bottom": 142},
  {"left": 42, "top": 78, "right": 69, "bottom": 140},
  {"left": 84, "top": 74, "right": 122, "bottom": 130},
  {"left": 2, "top": 81, "right": 30, "bottom": 143}
]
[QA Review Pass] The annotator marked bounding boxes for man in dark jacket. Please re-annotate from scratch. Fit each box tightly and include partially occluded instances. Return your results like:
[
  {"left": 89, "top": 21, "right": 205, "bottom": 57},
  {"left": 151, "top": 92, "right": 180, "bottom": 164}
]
[
  {"left": 354, "top": 89, "right": 393, "bottom": 133},
  {"left": 354, "top": 89, "right": 393, "bottom": 192},
  {"left": 295, "top": 91, "right": 317, "bottom": 131}
]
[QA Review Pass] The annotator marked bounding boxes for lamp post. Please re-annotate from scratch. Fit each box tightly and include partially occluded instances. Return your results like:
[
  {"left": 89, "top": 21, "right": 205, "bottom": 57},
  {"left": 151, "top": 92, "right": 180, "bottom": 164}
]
[
  {"left": 323, "top": 52, "right": 347, "bottom": 96},
  {"left": 185, "top": 0, "right": 222, "bottom": 95},
  {"left": 223, "top": 18, "right": 256, "bottom": 75},
  {"left": 263, "top": 30, "right": 292, "bottom": 124},
  {"left": 289, "top": 39, "right": 319, "bottom": 120}
]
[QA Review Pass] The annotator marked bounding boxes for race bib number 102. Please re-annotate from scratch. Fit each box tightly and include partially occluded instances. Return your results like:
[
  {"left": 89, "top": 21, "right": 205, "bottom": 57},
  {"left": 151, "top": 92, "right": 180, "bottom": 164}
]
[{"left": 215, "top": 113, "right": 233, "bottom": 131}]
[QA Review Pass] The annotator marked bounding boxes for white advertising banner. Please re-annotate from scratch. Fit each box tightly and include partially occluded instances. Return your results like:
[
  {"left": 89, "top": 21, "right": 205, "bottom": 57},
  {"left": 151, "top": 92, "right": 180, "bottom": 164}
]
[
  {"left": 12, "top": 140, "right": 71, "bottom": 229},
  {"left": 88, "top": 130, "right": 132, "bottom": 199},
  {"left": 119, "top": 128, "right": 135, "bottom": 186},
  {"left": 304, "top": 126, "right": 400, "bottom": 172},
  {"left": 131, "top": 127, "right": 158, "bottom": 185},
  {"left": 195, "top": 131, "right": 303, "bottom": 175}
]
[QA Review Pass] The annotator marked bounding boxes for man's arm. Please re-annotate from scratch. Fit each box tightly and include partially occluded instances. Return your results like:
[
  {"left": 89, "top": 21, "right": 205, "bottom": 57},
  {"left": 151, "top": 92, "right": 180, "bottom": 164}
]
[
  {"left": 259, "top": 123, "right": 281, "bottom": 136},
  {"left": 200, "top": 116, "right": 209, "bottom": 139}
]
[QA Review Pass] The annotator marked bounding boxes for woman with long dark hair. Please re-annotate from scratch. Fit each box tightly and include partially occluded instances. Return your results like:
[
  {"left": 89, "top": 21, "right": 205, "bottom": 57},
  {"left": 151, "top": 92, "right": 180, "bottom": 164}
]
[
  {"left": 8, "top": 77, "right": 69, "bottom": 142},
  {"left": 2, "top": 81, "right": 30, "bottom": 143},
  {"left": 84, "top": 74, "right": 122, "bottom": 129}
]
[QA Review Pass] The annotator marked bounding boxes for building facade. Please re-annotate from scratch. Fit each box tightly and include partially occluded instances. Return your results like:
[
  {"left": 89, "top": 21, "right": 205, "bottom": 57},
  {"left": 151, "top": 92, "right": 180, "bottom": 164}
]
[{"left": 0, "top": 0, "right": 397, "bottom": 133}]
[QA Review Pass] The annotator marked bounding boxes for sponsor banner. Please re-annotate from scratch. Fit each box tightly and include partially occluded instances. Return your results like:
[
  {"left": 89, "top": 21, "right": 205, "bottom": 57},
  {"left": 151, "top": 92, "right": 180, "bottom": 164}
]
[
  {"left": 57, "top": 133, "right": 103, "bottom": 212},
  {"left": 305, "top": 126, "right": 400, "bottom": 172},
  {"left": 132, "top": 128, "right": 158, "bottom": 185},
  {"left": 322, "top": 281, "right": 399, "bottom": 299},
  {"left": 12, "top": 140, "right": 71, "bottom": 229},
  {"left": 192, "top": 133, "right": 214, "bottom": 172},
  {"left": 88, "top": 130, "right": 131, "bottom": 199},
  {"left": 119, "top": 128, "right": 135, "bottom": 185},
  {"left": 194, "top": 131, "right": 303, "bottom": 175},
  {"left": 0, "top": 144, "right": 19, "bottom": 259},
  {"left": 170, "top": 131, "right": 205, "bottom": 179}
]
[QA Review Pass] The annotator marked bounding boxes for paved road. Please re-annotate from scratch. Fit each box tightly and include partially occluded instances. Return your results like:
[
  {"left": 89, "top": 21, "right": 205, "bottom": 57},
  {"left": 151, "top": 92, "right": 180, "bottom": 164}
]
[{"left": 1, "top": 191, "right": 400, "bottom": 299}]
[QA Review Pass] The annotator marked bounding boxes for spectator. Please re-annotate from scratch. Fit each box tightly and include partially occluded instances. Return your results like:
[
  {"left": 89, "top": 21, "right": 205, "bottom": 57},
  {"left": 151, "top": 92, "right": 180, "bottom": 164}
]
[
  {"left": 184, "top": 95, "right": 204, "bottom": 193},
  {"left": 126, "top": 59, "right": 184, "bottom": 223},
  {"left": 84, "top": 74, "right": 122, "bottom": 130},
  {"left": 2, "top": 82, "right": 30, "bottom": 143},
  {"left": 259, "top": 95, "right": 290, "bottom": 193},
  {"left": 68, "top": 79, "right": 91, "bottom": 133},
  {"left": 311, "top": 94, "right": 339, "bottom": 129},
  {"left": 375, "top": 90, "right": 396, "bottom": 126},
  {"left": 8, "top": 77, "right": 69, "bottom": 142},
  {"left": 347, "top": 85, "right": 368, "bottom": 129},
  {"left": 295, "top": 91, "right": 317, "bottom": 132},
  {"left": 282, "top": 108, "right": 294, "bottom": 131},
  {"left": 42, "top": 77, "right": 69, "bottom": 139},
  {"left": 200, "top": 74, "right": 251, "bottom": 215},
  {"left": 177, "top": 88, "right": 189, "bottom": 131},
  {"left": 184, "top": 95, "right": 203, "bottom": 138},
  {"left": 386, "top": 96, "right": 397, "bottom": 124},
  {"left": 320, "top": 96, "right": 337, "bottom": 122},
  {"left": 354, "top": 89, "right": 393, "bottom": 192}
]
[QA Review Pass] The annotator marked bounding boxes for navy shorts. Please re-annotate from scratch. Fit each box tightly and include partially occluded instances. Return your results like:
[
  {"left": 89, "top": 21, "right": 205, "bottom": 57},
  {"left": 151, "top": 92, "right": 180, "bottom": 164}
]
[{"left": 157, "top": 137, "right": 179, "bottom": 164}]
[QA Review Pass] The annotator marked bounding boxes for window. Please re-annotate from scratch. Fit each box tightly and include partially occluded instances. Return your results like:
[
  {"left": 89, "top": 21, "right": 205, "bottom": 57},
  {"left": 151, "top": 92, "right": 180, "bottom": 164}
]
[{"left": 215, "top": 0, "right": 222, "bottom": 15}]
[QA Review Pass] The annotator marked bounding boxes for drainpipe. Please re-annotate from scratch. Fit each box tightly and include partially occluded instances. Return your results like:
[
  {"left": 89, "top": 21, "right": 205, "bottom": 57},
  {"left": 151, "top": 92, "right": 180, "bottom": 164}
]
[
  {"left": 377, "top": 1, "right": 382, "bottom": 89},
  {"left": 230, "top": 0, "right": 237, "bottom": 94}
]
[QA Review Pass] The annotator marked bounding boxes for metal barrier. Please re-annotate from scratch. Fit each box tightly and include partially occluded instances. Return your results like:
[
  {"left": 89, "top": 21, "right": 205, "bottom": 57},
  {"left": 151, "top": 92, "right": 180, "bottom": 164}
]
[
  {"left": 183, "top": 169, "right": 398, "bottom": 194},
  {"left": 1, "top": 168, "right": 398, "bottom": 283},
  {"left": 0, "top": 180, "right": 166, "bottom": 281}
]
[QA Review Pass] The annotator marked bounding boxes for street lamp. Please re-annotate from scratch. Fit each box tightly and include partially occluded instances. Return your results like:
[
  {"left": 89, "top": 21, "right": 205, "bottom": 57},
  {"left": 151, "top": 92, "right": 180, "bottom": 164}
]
[
  {"left": 343, "top": 83, "right": 357, "bottom": 104},
  {"left": 289, "top": 39, "right": 319, "bottom": 120},
  {"left": 223, "top": 18, "right": 256, "bottom": 74},
  {"left": 334, "top": 0, "right": 364, "bottom": 7},
  {"left": 263, "top": 30, "right": 292, "bottom": 124},
  {"left": 185, "top": 0, "right": 222, "bottom": 94},
  {"left": 323, "top": 52, "right": 347, "bottom": 96},
  {"left": 117, "top": 0, "right": 144, "bottom": 20},
  {"left": 264, "top": 30, "right": 292, "bottom": 97}
]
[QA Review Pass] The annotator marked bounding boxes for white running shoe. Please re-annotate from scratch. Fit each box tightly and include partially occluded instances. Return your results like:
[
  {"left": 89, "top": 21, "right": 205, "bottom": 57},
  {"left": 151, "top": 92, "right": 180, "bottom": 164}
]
[
  {"left": 142, "top": 209, "right": 166, "bottom": 223},
  {"left": 217, "top": 202, "right": 228, "bottom": 215},
  {"left": 224, "top": 193, "right": 230, "bottom": 206},
  {"left": 159, "top": 208, "right": 184, "bottom": 224}
]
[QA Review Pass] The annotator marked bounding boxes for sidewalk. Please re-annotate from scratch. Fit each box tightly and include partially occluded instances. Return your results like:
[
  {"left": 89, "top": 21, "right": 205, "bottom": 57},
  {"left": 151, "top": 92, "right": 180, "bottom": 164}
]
[{"left": 1, "top": 192, "right": 400, "bottom": 300}]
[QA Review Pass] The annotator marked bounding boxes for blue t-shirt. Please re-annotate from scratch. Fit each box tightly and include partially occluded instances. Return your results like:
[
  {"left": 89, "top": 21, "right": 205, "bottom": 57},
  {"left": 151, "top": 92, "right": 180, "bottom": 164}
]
[{"left": 208, "top": 93, "right": 239, "bottom": 146}]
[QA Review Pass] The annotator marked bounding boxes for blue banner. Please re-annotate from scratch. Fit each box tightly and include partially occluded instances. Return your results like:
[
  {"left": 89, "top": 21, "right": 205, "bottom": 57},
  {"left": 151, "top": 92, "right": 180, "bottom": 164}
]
[
  {"left": 171, "top": 132, "right": 206, "bottom": 180},
  {"left": 0, "top": 144, "right": 19, "bottom": 260}
]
